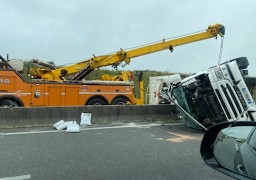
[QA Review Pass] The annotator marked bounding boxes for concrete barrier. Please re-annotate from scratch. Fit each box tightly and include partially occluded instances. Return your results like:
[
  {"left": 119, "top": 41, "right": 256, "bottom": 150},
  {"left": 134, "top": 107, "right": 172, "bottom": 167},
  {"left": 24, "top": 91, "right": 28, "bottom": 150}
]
[{"left": 0, "top": 105, "right": 178, "bottom": 128}]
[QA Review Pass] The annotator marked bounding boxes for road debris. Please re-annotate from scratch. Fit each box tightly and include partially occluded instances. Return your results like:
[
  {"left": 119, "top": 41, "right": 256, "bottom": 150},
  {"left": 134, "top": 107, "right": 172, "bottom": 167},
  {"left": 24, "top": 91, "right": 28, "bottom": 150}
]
[{"left": 80, "top": 113, "right": 92, "bottom": 127}]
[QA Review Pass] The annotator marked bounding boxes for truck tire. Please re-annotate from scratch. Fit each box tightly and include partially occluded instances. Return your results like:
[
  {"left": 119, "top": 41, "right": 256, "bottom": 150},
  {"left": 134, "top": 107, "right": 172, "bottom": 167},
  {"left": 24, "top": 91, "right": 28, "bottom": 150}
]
[
  {"left": 87, "top": 98, "right": 107, "bottom": 105},
  {"left": 245, "top": 77, "right": 256, "bottom": 86},
  {"left": 231, "top": 57, "right": 249, "bottom": 69},
  {"left": 0, "top": 100, "right": 18, "bottom": 107},
  {"left": 245, "top": 77, "right": 256, "bottom": 95},
  {"left": 112, "top": 98, "right": 129, "bottom": 105}
]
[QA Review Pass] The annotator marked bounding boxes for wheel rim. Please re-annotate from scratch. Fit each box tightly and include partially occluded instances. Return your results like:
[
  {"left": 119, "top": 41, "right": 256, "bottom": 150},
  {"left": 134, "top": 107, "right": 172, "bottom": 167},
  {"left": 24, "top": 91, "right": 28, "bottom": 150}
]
[
  {"left": 117, "top": 102, "right": 126, "bottom": 105},
  {"left": 0, "top": 104, "right": 10, "bottom": 107},
  {"left": 0, "top": 100, "right": 18, "bottom": 107}
]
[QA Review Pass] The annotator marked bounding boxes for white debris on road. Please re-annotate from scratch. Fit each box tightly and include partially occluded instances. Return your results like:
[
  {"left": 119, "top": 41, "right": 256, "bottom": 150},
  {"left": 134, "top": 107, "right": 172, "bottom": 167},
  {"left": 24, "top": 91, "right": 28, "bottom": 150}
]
[
  {"left": 53, "top": 112, "right": 92, "bottom": 133},
  {"left": 53, "top": 120, "right": 74, "bottom": 131},
  {"left": 80, "top": 113, "right": 92, "bottom": 127},
  {"left": 66, "top": 121, "right": 80, "bottom": 133}
]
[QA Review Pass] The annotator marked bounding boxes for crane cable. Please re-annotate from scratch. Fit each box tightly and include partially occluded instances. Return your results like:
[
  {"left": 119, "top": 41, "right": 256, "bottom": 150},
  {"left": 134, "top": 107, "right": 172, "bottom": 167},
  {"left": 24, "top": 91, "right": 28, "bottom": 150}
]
[{"left": 217, "top": 36, "right": 224, "bottom": 65}]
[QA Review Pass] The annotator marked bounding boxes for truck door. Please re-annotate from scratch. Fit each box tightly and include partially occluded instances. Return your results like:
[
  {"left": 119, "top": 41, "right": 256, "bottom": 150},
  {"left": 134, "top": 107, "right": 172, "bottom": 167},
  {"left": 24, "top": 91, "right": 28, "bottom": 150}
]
[
  {"left": 30, "top": 83, "right": 45, "bottom": 106},
  {"left": 48, "top": 86, "right": 62, "bottom": 106},
  {"left": 65, "top": 87, "right": 79, "bottom": 106}
]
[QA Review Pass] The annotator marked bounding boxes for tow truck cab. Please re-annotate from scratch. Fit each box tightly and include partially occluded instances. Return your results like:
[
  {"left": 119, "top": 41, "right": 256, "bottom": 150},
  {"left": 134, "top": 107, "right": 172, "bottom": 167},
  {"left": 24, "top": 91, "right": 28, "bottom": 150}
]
[{"left": 170, "top": 57, "right": 256, "bottom": 128}]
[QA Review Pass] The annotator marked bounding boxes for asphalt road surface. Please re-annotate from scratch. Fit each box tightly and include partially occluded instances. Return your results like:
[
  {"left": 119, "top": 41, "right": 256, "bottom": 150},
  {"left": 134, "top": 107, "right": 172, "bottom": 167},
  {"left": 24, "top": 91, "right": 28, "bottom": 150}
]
[{"left": 0, "top": 122, "right": 233, "bottom": 180}]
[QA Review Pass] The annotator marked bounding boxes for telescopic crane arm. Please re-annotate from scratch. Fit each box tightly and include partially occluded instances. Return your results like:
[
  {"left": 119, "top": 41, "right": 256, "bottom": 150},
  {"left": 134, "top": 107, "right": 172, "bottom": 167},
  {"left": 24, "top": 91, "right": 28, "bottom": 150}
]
[{"left": 30, "top": 23, "right": 225, "bottom": 81}]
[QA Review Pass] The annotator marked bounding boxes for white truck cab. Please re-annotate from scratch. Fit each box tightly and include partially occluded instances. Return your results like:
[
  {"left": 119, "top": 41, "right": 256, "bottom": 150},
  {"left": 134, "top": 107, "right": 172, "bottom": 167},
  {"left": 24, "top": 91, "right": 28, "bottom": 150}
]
[{"left": 167, "top": 57, "right": 256, "bottom": 128}]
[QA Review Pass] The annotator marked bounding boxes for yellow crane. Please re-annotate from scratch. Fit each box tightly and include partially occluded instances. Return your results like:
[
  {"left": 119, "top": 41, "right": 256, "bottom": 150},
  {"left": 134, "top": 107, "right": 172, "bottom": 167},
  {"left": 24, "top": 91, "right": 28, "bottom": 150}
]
[
  {"left": 29, "top": 23, "right": 225, "bottom": 81},
  {"left": 28, "top": 23, "right": 225, "bottom": 105}
]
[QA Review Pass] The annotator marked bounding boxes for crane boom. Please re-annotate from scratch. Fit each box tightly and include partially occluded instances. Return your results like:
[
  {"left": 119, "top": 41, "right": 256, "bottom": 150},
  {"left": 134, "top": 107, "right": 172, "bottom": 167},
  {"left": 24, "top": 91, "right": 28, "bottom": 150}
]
[{"left": 29, "top": 23, "right": 225, "bottom": 81}]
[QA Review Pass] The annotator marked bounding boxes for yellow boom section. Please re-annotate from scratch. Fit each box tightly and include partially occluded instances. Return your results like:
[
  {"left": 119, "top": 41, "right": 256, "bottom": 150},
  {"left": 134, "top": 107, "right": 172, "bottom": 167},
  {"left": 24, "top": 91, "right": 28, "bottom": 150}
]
[{"left": 35, "top": 23, "right": 225, "bottom": 81}]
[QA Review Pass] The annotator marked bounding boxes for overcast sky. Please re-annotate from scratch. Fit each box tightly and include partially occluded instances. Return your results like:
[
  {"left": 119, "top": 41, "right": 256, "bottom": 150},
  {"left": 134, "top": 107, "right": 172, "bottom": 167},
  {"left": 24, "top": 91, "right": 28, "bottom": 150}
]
[{"left": 1, "top": 0, "right": 256, "bottom": 76}]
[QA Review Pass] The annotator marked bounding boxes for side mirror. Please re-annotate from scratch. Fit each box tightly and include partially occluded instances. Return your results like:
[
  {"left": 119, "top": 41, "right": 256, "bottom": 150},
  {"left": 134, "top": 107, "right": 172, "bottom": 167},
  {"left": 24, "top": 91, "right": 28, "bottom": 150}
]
[{"left": 200, "top": 121, "right": 256, "bottom": 180}]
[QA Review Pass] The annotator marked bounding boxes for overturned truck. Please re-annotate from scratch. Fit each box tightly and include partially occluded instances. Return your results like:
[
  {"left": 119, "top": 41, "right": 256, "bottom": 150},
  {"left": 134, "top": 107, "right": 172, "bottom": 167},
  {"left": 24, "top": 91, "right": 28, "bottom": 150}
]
[{"left": 162, "top": 57, "right": 256, "bottom": 129}]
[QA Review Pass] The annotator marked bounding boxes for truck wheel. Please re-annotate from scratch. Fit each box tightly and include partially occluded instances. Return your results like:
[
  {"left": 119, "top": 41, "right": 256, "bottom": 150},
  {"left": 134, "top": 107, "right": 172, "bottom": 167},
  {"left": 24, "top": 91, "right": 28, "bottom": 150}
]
[
  {"left": 0, "top": 100, "right": 18, "bottom": 107},
  {"left": 245, "top": 77, "right": 256, "bottom": 95},
  {"left": 87, "top": 99, "right": 106, "bottom": 105},
  {"left": 245, "top": 77, "right": 256, "bottom": 86},
  {"left": 112, "top": 98, "right": 129, "bottom": 105},
  {"left": 232, "top": 57, "right": 249, "bottom": 69}
]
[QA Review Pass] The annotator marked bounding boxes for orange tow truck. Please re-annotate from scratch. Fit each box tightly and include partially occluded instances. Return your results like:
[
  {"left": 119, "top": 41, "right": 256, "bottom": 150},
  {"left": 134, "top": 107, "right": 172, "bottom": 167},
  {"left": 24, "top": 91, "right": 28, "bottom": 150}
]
[{"left": 0, "top": 55, "right": 137, "bottom": 107}]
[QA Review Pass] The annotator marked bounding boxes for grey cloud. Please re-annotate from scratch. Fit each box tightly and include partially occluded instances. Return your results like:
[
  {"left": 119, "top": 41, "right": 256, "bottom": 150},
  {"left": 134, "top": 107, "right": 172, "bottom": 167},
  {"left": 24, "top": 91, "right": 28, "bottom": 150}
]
[{"left": 0, "top": 0, "right": 255, "bottom": 75}]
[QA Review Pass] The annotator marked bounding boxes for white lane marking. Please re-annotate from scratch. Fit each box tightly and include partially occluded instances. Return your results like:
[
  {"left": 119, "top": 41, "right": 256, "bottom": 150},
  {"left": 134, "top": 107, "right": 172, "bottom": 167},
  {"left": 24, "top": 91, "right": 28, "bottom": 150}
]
[
  {"left": 0, "top": 123, "right": 183, "bottom": 136},
  {"left": 0, "top": 174, "right": 31, "bottom": 180}
]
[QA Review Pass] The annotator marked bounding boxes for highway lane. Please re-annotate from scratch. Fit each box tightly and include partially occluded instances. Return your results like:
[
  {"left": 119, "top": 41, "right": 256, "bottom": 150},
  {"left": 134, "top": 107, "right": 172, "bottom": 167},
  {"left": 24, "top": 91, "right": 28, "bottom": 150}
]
[{"left": 0, "top": 123, "right": 232, "bottom": 180}]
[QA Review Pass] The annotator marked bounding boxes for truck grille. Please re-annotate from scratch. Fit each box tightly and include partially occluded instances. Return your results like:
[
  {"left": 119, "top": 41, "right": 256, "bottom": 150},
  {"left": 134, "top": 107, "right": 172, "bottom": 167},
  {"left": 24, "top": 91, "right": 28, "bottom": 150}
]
[
  {"left": 221, "top": 85, "right": 238, "bottom": 118},
  {"left": 226, "top": 84, "right": 243, "bottom": 114},
  {"left": 215, "top": 89, "right": 231, "bottom": 119}
]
